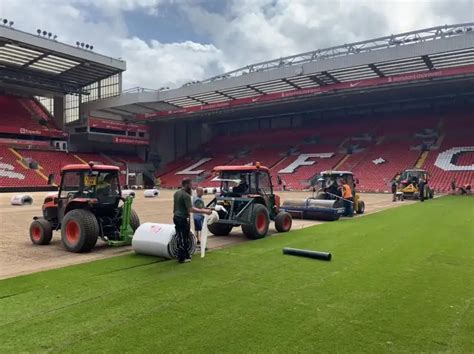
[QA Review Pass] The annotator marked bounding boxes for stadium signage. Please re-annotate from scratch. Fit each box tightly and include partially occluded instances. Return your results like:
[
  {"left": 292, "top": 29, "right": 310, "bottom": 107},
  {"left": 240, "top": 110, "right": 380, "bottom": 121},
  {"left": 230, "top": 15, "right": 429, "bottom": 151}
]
[
  {"left": 0, "top": 138, "right": 50, "bottom": 147},
  {"left": 137, "top": 64, "right": 474, "bottom": 120},
  {"left": 176, "top": 158, "right": 212, "bottom": 175},
  {"left": 278, "top": 153, "right": 335, "bottom": 174},
  {"left": 89, "top": 117, "right": 148, "bottom": 133},
  {"left": 0, "top": 125, "right": 67, "bottom": 138},
  {"left": 112, "top": 136, "right": 149, "bottom": 145},
  {"left": 0, "top": 162, "right": 25, "bottom": 180},
  {"left": 435, "top": 147, "right": 474, "bottom": 171}
]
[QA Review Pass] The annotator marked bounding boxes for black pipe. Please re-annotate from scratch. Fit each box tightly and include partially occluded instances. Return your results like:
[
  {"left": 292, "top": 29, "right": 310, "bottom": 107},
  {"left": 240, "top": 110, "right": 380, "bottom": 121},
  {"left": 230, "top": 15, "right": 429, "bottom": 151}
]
[{"left": 283, "top": 247, "right": 332, "bottom": 261}]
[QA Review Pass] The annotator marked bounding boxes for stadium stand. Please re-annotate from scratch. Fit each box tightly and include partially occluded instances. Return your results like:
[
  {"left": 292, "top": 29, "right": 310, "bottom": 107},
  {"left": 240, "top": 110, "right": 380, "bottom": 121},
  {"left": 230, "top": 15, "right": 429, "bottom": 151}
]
[
  {"left": 0, "top": 146, "right": 47, "bottom": 187},
  {"left": 422, "top": 134, "right": 474, "bottom": 192},
  {"left": 0, "top": 95, "right": 62, "bottom": 135},
  {"left": 156, "top": 111, "right": 473, "bottom": 192}
]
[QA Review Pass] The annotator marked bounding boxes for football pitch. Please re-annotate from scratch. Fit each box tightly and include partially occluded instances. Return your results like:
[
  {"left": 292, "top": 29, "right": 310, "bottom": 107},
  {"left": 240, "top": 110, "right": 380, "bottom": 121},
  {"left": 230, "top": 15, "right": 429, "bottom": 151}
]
[{"left": 1, "top": 196, "right": 473, "bottom": 352}]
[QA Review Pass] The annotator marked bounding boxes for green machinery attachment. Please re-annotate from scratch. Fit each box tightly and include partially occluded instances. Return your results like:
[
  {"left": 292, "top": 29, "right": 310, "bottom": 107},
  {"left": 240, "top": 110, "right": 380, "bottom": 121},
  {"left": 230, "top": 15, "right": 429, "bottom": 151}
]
[{"left": 108, "top": 196, "right": 135, "bottom": 246}]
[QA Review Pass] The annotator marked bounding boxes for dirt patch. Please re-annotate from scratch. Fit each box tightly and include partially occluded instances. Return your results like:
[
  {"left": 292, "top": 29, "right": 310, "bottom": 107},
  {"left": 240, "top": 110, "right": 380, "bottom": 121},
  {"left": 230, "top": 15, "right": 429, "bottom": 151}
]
[{"left": 0, "top": 190, "right": 415, "bottom": 279}]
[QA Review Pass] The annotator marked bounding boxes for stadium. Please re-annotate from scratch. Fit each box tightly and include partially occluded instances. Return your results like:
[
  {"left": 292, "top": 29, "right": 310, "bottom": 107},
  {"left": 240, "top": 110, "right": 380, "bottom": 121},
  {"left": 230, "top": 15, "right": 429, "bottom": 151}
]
[{"left": 0, "top": 13, "right": 473, "bottom": 353}]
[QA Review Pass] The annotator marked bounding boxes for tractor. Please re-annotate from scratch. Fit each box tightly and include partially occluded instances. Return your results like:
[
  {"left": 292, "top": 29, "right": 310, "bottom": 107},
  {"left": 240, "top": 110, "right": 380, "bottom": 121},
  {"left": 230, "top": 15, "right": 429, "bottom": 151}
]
[
  {"left": 206, "top": 164, "right": 292, "bottom": 239},
  {"left": 29, "top": 162, "right": 140, "bottom": 253},
  {"left": 398, "top": 168, "right": 434, "bottom": 200},
  {"left": 282, "top": 170, "right": 365, "bottom": 220}
]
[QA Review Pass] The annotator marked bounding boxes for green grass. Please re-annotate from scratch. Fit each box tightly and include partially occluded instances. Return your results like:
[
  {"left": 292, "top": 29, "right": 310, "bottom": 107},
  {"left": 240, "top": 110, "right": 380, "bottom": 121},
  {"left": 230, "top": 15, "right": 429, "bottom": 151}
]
[{"left": 1, "top": 196, "right": 473, "bottom": 353}]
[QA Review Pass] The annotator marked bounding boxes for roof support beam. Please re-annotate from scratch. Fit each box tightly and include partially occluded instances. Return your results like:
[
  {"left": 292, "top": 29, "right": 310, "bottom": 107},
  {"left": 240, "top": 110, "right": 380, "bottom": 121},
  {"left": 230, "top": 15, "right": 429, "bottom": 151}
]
[
  {"left": 188, "top": 96, "right": 207, "bottom": 105},
  {"left": 22, "top": 52, "right": 50, "bottom": 68},
  {"left": 132, "top": 103, "right": 161, "bottom": 111},
  {"left": 422, "top": 55, "right": 435, "bottom": 70},
  {"left": 282, "top": 78, "right": 301, "bottom": 89},
  {"left": 215, "top": 90, "right": 235, "bottom": 100},
  {"left": 247, "top": 84, "right": 265, "bottom": 94},
  {"left": 368, "top": 63, "right": 385, "bottom": 77},
  {"left": 322, "top": 71, "right": 340, "bottom": 84},
  {"left": 308, "top": 75, "right": 327, "bottom": 86}
]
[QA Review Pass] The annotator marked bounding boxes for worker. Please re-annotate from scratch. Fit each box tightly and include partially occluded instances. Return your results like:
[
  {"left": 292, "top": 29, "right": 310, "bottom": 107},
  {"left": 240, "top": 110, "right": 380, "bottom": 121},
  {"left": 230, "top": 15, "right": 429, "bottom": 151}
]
[
  {"left": 341, "top": 179, "right": 354, "bottom": 217},
  {"left": 96, "top": 174, "right": 113, "bottom": 197},
  {"left": 173, "top": 178, "right": 212, "bottom": 263},
  {"left": 419, "top": 178, "right": 425, "bottom": 202},
  {"left": 451, "top": 179, "right": 456, "bottom": 195},
  {"left": 459, "top": 183, "right": 472, "bottom": 195},
  {"left": 391, "top": 179, "right": 398, "bottom": 202},
  {"left": 232, "top": 175, "right": 248, "bottom": 195},
  {"left": 193, "top": 187, "right": 206, "bottom": 251}
]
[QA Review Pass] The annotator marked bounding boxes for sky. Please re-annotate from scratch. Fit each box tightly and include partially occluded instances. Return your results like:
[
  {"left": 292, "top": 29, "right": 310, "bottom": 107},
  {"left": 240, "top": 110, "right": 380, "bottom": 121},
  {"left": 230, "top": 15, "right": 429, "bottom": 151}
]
[{"left": 0, "top": 0, "right": 472, "bottom": 89}]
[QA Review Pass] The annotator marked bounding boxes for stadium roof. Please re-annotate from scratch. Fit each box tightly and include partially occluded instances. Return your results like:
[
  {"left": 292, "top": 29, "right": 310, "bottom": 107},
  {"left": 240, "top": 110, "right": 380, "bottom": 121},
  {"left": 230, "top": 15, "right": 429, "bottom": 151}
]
[
  {"left": 0, "top": 25, "right": 125, "bottom": 95},
  {"left": 84, "top": 23, "right": 474, "bottom": 119}
]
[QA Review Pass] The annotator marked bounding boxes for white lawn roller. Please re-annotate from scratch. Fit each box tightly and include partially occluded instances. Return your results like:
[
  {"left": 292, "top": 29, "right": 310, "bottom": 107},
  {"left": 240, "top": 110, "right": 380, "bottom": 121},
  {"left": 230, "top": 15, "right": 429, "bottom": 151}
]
[
  {"left": 132, "top": 211, "right": 220, "bottom": 259},
  {"left": 11, "top": 194, "right": 33, "bottom": 206},
  {"left": 132, "top": 223, "right": 196, "bottom": 259},
  {"left": 121, "top": 189, "right": 136, "bottom": 198},
  {"left": 143, "top": 189, "right": 160, "bottom": 198}
]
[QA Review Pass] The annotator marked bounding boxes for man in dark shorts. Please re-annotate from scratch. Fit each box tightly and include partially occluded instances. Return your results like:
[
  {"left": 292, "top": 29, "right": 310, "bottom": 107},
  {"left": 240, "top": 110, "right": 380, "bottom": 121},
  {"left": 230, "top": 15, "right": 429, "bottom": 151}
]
[
  {"left": 173, "top": 179, "right": 211, "bottom": 263},
  {"left": 193, "top": 187, "right": 206, "bottom": 250}
]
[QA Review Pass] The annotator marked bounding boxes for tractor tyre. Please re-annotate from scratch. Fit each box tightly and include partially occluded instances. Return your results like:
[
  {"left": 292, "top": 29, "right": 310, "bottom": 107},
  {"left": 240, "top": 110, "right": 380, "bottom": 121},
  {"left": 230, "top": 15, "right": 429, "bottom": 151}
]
[
  {"left": 242, "top": 204, "right": 270, "bottom": 240},
  {"left": 275, "top": 211, "right": 292, "bottom": 233},
  {"left": 356, "top": 201, "right": 365, "bottom": 214},
  {"left": 61, "top": 209, "right": 99, "bottom": 253},
  {"left": 208, "top": 223, "right": 233, "bottom": 236},
  {"left": 29, "top": 218, "right": 53, "bottom": 245},
  {"left": 130, "top": 209, "right": 141, "bottom": 231}
]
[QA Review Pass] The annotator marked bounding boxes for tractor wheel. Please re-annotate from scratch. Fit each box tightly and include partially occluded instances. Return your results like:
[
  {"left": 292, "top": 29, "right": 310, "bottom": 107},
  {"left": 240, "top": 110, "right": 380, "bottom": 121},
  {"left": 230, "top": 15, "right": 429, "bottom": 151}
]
[
  {"left": 356, "top": 201, "right": 365, "bottom": 214},
  {"left": 130, "top": 209, "right": 141, "bottom": 231},
  {"left": 29, "top": 218, "right": 53, "bottom": 245},
  {"left": 242, "top": 204, "right": 270, "bottom": 240},
  {"left": 208, "top": 223, "right": 233, "bottom": 236},
  {"left": 275, "top": 211, "right": 292, "bottom": 233},
  {"left": 61, "top": 209, "right": 99, "bottom": 253}
]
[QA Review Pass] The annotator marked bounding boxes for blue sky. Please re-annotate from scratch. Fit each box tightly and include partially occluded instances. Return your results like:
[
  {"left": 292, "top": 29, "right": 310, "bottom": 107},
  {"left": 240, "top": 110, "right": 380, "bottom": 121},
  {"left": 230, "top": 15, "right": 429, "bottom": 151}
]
[{"left": 1, "top": 0, "right": 472, "bottom": 89}]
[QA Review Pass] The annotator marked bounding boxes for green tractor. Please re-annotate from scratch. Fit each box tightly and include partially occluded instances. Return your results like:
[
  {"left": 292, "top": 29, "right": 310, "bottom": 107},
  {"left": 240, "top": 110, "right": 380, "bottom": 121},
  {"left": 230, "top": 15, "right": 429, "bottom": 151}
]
[
  {"left": 29, "top": 162, "right": 140, "bottom": 253},
  {"left": 206, "top": 164, "right": 292, "bottom": 239}
]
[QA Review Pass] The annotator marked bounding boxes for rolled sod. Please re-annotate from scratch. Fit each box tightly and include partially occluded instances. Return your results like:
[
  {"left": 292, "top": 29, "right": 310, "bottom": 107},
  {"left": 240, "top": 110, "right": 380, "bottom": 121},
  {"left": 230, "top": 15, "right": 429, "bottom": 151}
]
[{"left": 283, "top": 247, "right": 332, "bottom": 261}]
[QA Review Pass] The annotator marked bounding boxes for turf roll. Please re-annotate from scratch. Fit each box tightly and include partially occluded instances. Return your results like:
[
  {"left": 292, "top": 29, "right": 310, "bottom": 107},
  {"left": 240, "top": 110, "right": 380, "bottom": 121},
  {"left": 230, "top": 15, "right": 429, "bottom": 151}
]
[{"left": 283, "top": 247, "right": 332, "bottom": 261}]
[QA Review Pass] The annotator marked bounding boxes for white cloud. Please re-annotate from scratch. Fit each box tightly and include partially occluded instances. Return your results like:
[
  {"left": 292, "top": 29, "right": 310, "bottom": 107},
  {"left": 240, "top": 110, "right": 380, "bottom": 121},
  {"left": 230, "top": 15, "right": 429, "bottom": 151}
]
[
  {"left": 184, "top": 0, "right": 473, "bottom": 71},
  {"left": 119, "top": 37, "right": 224, "bottom": 89},
  {"left": 0, "top": 0, "right": 472, "bottom": 89}
]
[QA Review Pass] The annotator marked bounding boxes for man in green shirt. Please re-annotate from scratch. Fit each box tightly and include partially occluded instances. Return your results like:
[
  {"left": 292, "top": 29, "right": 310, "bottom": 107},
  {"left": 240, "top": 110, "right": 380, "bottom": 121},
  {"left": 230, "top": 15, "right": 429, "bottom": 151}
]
[{"left": 173, "top": 178, "right": 211, "bottom": 263}]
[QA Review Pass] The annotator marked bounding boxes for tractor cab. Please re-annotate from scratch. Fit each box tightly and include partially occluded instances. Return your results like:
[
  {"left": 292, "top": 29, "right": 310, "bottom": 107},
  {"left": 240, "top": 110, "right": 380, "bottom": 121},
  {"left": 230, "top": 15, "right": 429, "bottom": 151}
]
[
  {"left": 214, "top": 165, "right": 273, "bottom": 199},
  {"left": 312, "top": 170, "right": 365, "bottom": 214},
  {"left": 399, "top": 168, "right": 433, "bottom": 200},
  {"left": 206, "top": 164, "right": 292, "bottom": 239},
  {"left": 57, "top": 164, "right": 122, "bottom": 222},
  {"left": 314, "top": 171, "right": 358, "bottom": 199},
  {"left": 400, "top": 169, "right": 429, "bottom": 187},
  {"left": 30, "top": 162, "right": 140, "bottom": 253}
]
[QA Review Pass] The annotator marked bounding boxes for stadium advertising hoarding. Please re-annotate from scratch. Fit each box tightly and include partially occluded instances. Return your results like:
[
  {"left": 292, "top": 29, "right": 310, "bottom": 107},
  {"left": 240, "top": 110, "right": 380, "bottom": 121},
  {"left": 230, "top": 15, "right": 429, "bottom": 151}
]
[
  {"left": 137, "top": 64, "right": 474, "bottom": 120},
  {"left": 89, "top": 117, "right": 148, "bottom": 133},
  {"left": 0, "top": 125, "right": 67, "bottom": 138},
  {"left": 112, "top": 136, "right": 149, "bottom": 145},
  {"left": 0, "top": 138, "right": 51, "bottom": 147}
]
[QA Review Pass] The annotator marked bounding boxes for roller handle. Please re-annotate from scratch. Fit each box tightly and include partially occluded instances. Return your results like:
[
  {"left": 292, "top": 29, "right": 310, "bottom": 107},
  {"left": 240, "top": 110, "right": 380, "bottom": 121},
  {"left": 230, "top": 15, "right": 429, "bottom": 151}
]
[{"left": 283, "top": 247, "right": 332, "bottom": 261}]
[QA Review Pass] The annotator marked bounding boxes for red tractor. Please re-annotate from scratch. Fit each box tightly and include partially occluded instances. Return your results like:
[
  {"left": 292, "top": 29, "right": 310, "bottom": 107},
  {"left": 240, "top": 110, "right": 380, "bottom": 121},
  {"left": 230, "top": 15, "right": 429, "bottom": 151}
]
[
  {"left": 206, "top": 164, "right": 292, "bottom": 239},
  {"left": 29, "top": 163, "right": 140, "bottom": 253}
]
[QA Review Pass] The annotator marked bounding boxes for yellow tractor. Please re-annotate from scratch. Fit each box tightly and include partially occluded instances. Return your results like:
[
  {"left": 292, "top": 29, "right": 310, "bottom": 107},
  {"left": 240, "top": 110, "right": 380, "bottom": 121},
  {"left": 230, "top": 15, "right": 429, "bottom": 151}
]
[{"left": 399, "top": 168, "right": 434, "bottom": 200}]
